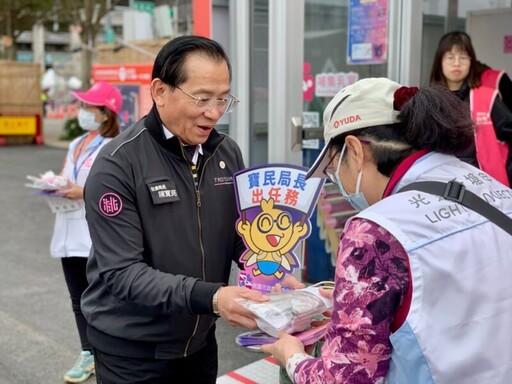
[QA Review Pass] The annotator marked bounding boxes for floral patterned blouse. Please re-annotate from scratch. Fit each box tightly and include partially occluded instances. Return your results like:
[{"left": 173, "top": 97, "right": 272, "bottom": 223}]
[{"left": 289, "top": 217, "right": 410, "bottom": 383}]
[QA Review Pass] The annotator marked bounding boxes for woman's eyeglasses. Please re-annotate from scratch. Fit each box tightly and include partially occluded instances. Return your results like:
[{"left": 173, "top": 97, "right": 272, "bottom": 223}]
[
  {"left": 323, "top": 139, "right": 371, "bottom": 182},
  {"left": 323, "top": 151, "right": 340, "bottom": 183},
  {"left": 443, "top": 54, "right": 471, "bottom": 65}
]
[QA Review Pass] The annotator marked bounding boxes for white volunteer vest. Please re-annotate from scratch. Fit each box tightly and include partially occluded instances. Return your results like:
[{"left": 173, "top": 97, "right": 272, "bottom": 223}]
[
  {"left": 50, "top": 134, "right": 110, "bottom": 258},
  {"left": 354, "top": 152, "right": 512, "bottom": 384}
]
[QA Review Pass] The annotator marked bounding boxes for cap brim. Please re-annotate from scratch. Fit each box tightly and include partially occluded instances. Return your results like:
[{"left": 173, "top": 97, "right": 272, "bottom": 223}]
[
  {"left": 72, "top": 91, "right": 103, "bottom": 107},
  {"left": 306, "top": 140, "right": 332, "bottom": 180}
]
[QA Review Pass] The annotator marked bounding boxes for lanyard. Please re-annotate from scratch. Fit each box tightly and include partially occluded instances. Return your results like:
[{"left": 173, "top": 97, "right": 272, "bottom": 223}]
[{"left": 72, "top": 135, "right": 104, "bottom": 182}]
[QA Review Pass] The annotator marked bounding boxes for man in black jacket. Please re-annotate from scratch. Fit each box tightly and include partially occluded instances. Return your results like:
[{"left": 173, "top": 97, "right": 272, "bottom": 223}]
[{"left": 81, "top": 35, "right": 268, "bottom": 384}]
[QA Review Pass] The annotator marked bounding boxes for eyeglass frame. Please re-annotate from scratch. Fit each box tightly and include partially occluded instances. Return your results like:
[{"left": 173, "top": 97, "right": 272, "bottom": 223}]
[
  {"left": 442, "top": 53, "right": 471, "bottom": 65},
  {"left": 324, "top": 149, "right": 341, "bottom": 183},
  {"left": 323, "top": 138, "right": 371, "bottom": 183},
  {"left": 175, "top": 85, "right": 240, "bottom": 113}
]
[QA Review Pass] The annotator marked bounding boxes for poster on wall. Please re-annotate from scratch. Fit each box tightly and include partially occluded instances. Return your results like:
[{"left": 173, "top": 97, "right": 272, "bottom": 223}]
[
  {"left": 347, "top": 0, "right": 388, "bottom": 65},
  {"left": 92, "top": 63, "right": 154, "bottom": 130},
  {"left": 315, "top": 71, "right": 359, "bottom": 97}
]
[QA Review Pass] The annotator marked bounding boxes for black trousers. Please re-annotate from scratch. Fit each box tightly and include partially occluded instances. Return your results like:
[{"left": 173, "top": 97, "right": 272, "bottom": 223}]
[
  {"left": 61, "top": 257, "right": 92, "bottom": 352},
  {"left": 93, "top": 330, "right": 218, "bottom": 384}
]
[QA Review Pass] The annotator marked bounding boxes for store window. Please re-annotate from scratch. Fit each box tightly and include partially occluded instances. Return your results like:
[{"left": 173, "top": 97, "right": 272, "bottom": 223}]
[
  {"left": 247, "top": 0, "right": 391, "bottom": 166},
  {"left": 301, "top": 0, "right": 389, "bottom": 282},
  {"left": 303, "top": 0, "right": 388, "bottom": 119}
]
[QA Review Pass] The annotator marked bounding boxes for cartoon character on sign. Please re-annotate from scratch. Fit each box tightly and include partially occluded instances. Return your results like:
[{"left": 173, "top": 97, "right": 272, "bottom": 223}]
[
  {"left": 234, "top": 164, "right": 325, "bottom": 293},
  {"left": 237, "top": 198, "right": 308, "bottom": 279}
]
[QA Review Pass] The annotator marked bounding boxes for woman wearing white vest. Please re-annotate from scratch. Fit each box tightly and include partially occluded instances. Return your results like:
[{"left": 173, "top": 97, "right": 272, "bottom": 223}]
[
  {"left": 261, "top": 77, "right": 512, "bottom": 383},
  {"left": 49, "top": 81, "right": 122, "bottom": 383}
]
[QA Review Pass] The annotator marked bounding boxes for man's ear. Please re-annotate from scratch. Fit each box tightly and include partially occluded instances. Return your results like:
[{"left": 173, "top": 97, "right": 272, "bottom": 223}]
[{"left": 150, "top": 78, "right": 167, "bottom": 107}]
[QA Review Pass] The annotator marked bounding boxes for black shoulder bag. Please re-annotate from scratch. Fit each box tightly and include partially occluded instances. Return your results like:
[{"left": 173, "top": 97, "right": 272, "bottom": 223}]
[{"left": 398, "top": 180, "right": 512, "bottom": 236}]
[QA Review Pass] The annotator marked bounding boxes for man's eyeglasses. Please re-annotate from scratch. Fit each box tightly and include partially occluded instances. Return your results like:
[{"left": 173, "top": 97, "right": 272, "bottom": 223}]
[
  {"left": 176, "top": 86, "right": 239, "bottom": 114},
  {"left": 443, "top": 54, "right": 471, "bottom": 65}
]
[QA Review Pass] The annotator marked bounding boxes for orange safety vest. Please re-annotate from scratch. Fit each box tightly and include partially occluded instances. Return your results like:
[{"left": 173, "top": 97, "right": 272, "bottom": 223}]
[{"left": 470, "top": 85, "right": 510, "bottom": 186}]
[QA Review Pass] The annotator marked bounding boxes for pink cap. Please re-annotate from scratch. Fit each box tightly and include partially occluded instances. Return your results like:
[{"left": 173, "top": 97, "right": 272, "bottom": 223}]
[{"left": 73, "top": 81, "right": 123, "bottom": 114}]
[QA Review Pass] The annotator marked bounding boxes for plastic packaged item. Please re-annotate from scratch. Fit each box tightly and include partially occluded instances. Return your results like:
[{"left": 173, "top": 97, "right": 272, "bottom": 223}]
[
  {"left": 236, "top": 323, "right": 329, "bottom": 351},
  {"left": 25, "top": 170, "right": 67, "bottom": 191},
  {"left": 236, "top": 281, "right": 334, "bottom": 337}
]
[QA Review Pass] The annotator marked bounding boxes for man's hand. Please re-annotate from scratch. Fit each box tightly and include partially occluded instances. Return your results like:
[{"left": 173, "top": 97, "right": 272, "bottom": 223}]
[
  {"left": 260, "top": 333, "right": 306, "bottom": 367},
  {"left": 216, "top": 286, "right": 268, "bottom": 329}
]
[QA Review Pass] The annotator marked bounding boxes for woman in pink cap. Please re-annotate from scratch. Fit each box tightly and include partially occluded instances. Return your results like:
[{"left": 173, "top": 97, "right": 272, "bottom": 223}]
[{"left": 48, "top": 81, "right": 122, "bottom": 383}]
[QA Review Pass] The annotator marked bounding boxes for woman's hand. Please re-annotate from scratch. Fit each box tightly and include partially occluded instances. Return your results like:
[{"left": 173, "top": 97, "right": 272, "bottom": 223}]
[
  {"left": 271, "top": 274, "right": 305, "bottom": 293},
  {"left": 309, "top": 287, "right": 334, "bottom": 328},
  {"left": 59, "top": 180, "right": 84, "bottom": 200},
  {"left": 260, "top": 333, "right": 306, "bottom": 367}
]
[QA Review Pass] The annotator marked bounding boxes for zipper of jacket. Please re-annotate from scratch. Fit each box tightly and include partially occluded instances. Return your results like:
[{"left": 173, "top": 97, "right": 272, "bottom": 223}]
[
  {"left": 183, "top": 137, "right": 226, "bottom": 356},
  {"left": 181, "top": 144, "right": 201, "bottom": 357}
]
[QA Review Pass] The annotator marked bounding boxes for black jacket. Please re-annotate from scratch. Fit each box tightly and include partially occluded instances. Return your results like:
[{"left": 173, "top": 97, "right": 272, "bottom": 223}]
[
  {"left": 498, "top": 73, "right": 512, "bottom": 113},
  {"left": 81, "top": 105, "right": 246, "bottom": 358},
  {"left": 452, "top": 82, "right": 512, "bottom": 184}
]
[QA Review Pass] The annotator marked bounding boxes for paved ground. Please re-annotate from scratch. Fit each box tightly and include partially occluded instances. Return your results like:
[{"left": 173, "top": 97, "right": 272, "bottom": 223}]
[{"left": 0, "top": 119, "right": 267, "bottom": 384}]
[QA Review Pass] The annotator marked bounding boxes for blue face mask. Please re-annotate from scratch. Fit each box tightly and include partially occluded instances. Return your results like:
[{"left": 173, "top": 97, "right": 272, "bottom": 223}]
[{"left": 333, "top": 143, "right": 370, "bottom": 211}]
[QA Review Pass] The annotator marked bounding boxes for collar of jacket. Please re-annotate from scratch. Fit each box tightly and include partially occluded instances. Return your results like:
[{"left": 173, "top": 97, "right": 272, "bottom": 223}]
[
  {"left": 144, "top": 104, "right": 224, "bottom": 159},
  {"left": 451, "top": 81, "right": 470, "bottom": 102}
]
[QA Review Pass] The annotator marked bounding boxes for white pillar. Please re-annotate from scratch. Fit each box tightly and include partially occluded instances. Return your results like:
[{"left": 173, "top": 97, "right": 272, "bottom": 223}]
[
  {"left": 387, "top": 0, "right": 423, "bottom": 86},
  {"left": 268, "top": 0, "right": 305, "bottom": 282},
  {"left": 268, "top": 0, "right": 304, "bottom": 165},
  {"left": 229, "top": 0, "right": 251, "bottom": 163},
  {"left": 69, "top": 25, "right": 83, "bottom": 82},
  {"left": 32, "top": 23, "right": 46, "bottom": 72}
]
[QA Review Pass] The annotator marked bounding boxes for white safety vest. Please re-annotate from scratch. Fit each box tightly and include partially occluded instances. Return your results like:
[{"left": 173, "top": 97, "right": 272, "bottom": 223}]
[
  {"left": 354, "top": 152, "right": 512, "bottom": 384},
  {"left": 50, "top": 134, "right": 109, "bottom": 258}
]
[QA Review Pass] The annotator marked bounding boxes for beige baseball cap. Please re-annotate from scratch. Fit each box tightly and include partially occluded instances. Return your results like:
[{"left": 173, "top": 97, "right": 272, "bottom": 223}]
[{"left": 306, "top": 77, "right": 402, "bottom": 179}]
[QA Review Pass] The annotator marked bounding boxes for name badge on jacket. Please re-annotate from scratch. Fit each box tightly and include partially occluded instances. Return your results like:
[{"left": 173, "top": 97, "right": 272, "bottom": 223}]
[{"left": 145, "top": 177, "right": 180, "bottom": 205}]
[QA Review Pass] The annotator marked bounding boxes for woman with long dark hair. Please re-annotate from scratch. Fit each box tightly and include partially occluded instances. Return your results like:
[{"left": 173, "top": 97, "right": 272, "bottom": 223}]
[{"left": 430, "top": 31, "right": 512, "bottom": 186}]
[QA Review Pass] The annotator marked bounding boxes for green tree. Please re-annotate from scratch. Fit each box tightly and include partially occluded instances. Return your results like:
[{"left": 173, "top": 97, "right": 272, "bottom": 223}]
[
  {"left": 0, "top": 0, "right": 118, "bottom": 88},
  {"left": 0, "top": 0, "right": 54, "bottom": 60},
  {"left": 57, "top": 0, "right": 119, "bottom": 89}
]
